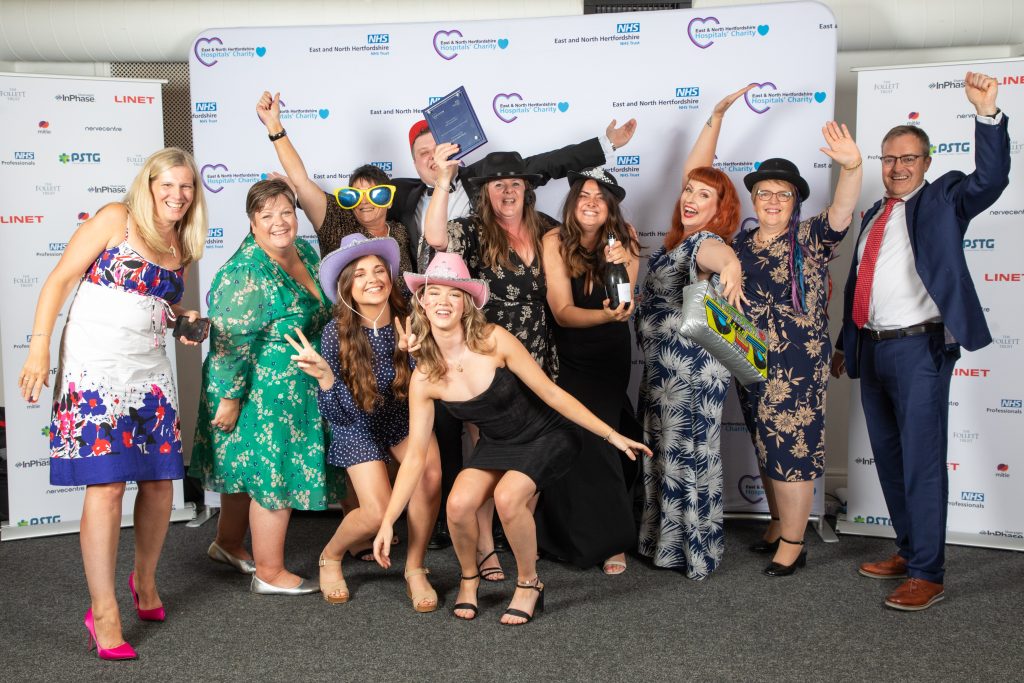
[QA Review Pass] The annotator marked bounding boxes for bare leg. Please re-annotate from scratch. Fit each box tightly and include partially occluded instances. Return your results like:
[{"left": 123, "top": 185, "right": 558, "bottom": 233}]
[
  {"left": 249, "top": 503, "right": 298, "bottom": 587},
  {"left": 391, "top": 435, "right": 441, "bottom": 602},
  {"left": 447, "top": 468, "right": 500, "bottom": 619},
  {"left": 80, "top": 482, "right": 127, "bottom": 648},
  {"left": 214, "top": 492, "right": 252, "bottom": 560},
  {"left": 493, "top": 472, "right": 542, "bottom": 625},
  {"left": 132, "top": 479, "right": 173, "bottom": 610},
  {"left": 760, "top": 468, "right": 781, "bottom": 543},
  {"left": 770, "top": 479, "right": 814, "bottom": 565},
  {"left": 319, "top": 460, "right": 391, "bottom": 600}
]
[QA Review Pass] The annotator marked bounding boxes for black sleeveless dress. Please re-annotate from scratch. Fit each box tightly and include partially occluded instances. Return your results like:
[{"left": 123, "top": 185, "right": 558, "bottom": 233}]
[
  {"left": 440, "top": 367, "right": 576, "bottom": 489},
  {"left": 535, "top": 273, "right": 641, "bottom": 567}
]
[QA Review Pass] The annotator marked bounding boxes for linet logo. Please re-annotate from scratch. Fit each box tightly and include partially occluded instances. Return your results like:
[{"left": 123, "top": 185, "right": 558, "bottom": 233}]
[
  {"left": 953, "top": 368, "right": 989, "bottom": 377},
  {"left": 998, "top": 75, "right": 1023, "bottom": 86},
  {"left": 1, "top": 215, "right": 44, "bottom": 224},
  {"left": 114, "top": 95, "right": 155, "bottom": 104},
  {"left": 984, "top": 273, "right": 1024, "bottom": 282}
]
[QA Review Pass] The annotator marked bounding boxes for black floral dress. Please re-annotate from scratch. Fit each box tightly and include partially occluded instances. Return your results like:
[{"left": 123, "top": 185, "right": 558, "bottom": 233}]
[
  {"left": 445, "top": 216, "right": 558, "bottom": 377},
  {"left": 732, "top": 209, "right": 847, "bottom": 482}
]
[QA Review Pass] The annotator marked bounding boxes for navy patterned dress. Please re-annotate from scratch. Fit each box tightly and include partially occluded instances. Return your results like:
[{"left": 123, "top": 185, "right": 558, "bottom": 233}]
[
  {"left": 635, "top": 231, "right": 731, "bottom": 579},
  {"left": 732, "top": 209, "right": 845, "bottom": 481}
]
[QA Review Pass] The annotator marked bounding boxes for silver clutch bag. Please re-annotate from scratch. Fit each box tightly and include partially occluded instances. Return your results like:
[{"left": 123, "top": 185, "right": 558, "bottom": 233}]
[{"left": 679, "top": 280, "right": 768, "bottom": 386}]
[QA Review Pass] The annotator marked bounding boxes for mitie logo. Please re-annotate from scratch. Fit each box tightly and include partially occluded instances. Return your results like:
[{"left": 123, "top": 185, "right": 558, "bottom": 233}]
[{"left": 1, "top": 215, "right": 44, "bottom": 224}]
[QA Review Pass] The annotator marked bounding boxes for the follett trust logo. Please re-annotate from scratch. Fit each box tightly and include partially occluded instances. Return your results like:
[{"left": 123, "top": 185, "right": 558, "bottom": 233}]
[
  {"left": 193, "top": 36, "right": 267, "bottom": 67},
  {"left": 13, "top": 274, "right": 40, "bottom": 288},
  {"left": 1, "top": 86, "right": 26, "bottom": 102}
]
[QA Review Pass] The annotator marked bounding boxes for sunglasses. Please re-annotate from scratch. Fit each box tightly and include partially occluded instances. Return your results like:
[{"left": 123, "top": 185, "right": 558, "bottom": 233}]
[{"left": 334, "top": 184, "right": 396, "bottom": 210}]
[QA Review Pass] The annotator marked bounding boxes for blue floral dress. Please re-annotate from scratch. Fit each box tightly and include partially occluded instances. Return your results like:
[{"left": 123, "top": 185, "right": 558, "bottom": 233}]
[
  {"left": 49, "top": 235, "right": 186, "bottom": 485},
  {"left": 635, "top": 231, "right": 731, "bottom": 579}
]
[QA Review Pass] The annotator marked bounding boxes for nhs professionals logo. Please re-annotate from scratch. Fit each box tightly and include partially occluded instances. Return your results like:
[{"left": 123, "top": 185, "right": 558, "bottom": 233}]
[
  {"left": 432, "top": 29, "right": 507, "bottom": 60},
  {"left": 492, "top": 93, "right": 569, "bottom": 124},
  {"left": 987, "top": 398, "right": 1023, "bottom": 415},
  {"left": 3, "top": 151, "right": 36, "bottom": 167},
  {"left": 687, "top": 17, "right": 768, "bottom": 49},
  {"left": 745, "top": 82, "right": 827, "bottom": 114},
  {"left": 193, "top": 36, "right": 267, "bottom": 67},
  {"left": 36, "top": 240, "right": 67, "bottom": 257}
]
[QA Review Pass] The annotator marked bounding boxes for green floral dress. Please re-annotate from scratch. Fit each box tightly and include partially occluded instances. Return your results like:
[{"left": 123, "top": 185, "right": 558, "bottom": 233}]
[{"left": 189, "top": 234, "right": 343, "bottom": 510}]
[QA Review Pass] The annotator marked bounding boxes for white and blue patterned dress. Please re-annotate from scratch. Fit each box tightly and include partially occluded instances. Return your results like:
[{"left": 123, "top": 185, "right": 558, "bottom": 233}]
[{"left": 634, "top": 231, "right": 731, "bottom": 579}]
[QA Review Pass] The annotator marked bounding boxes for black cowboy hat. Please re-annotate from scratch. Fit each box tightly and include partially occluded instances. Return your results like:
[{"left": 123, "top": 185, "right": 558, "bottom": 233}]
[
  {"left": 467, "top": 151, "right": 545, "bottom": 187},
  {"left": 743, "top": 157, "right": 810, "bottom": 201},
  {"left": 566, "top": 166, "right": 626, "bottom": 202}
]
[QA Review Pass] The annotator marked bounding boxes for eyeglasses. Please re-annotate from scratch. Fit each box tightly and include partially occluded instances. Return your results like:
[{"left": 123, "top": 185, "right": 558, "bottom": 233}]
[
  {"left": 880, "top": 154, "right": 926, "bottom": 167},
  {"left": 334, "top": 184, "right": 396, "bottom": 210},
  {"left": 754, "top": 190, "right": 795, "bottom": 203}
]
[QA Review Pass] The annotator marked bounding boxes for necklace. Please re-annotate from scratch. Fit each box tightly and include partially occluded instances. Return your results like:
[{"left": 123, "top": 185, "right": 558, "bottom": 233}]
[
  {"left": 169, "top": 245, "right": 177, "bottom": 258},
  {"left": 446, "top": 345, "right": 468, "bottom": 372},
  {"left": 341, "top": 300, "right": 387, "bottom": 337},
  {"left": 754, "top": 228, "right": 785, "bottom": 246}
]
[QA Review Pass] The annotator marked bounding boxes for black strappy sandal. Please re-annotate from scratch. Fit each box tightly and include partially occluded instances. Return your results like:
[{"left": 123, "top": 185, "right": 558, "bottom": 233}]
[
  {"left": 501, "top": 578, "right": 545, "bottom": 626},
  {"left": 452, "top": 574, "right": 481, "bottom": 620},
  {"left": 477, "top": 549, "right": 506, "bottom": 582}
]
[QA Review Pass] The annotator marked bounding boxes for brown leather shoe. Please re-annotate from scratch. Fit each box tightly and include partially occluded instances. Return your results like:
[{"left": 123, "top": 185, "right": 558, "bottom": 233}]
[
  {"left": 858, "top": 554, "right": 908, "bottom": 579},
  {"left": 884, "top": 577, "right": 944, "bottom": 611}
]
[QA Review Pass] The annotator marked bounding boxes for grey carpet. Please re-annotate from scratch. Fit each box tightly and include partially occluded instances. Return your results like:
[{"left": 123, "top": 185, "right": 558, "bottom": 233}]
[{"left": 0, "top": 513, "right": 1021, "bottom": 682}]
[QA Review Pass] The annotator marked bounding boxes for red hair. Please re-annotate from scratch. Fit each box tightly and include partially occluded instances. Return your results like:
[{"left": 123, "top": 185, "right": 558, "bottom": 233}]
[{"left": 663, "top": 166, "right": 740, "bottom": 251}]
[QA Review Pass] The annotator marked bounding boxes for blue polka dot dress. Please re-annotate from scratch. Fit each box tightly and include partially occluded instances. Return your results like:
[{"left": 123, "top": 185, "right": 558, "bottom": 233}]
[{"left": 317, "top": 320, "right": 410, "bottom": 468}]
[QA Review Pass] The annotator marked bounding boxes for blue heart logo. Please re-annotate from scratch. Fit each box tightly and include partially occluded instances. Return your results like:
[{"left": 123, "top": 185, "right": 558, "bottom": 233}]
[
  {"left": 757, "top": 25, "right": 769, "bottom": 36},
  {"left": 814, "top": 91, "right": 827, "bottom": 103},
  {"left": 557, "top": 101, "right": 569, "bottom": 113},
  {"left": 753, "top": 161, "right": 761, "bottom": 170},
  {"left": 255, "top": 46, "right": 267, "bottom": 57},
  {"left": 260, "top": 173, "right": 268, "bottom": 180},
  {"left": 497, "top": 38, "right": 509, "bottom": 49},
  {"left": 318, "top": 109, "right": 330, "bottom": 119}
]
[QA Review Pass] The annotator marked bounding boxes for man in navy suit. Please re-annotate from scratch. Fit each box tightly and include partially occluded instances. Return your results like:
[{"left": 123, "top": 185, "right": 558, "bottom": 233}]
[{"left": 833, "top": 71, "right": 1009, "bottom": 611}]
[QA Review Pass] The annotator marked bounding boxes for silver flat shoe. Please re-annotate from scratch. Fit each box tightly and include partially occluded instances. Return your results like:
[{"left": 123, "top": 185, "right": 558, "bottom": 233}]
[
  {"left": 208, "top": 541, "right": 256, "bottom": 575},
  {"left": 250, "top": 575, "right": 320, "bottom": 596}
]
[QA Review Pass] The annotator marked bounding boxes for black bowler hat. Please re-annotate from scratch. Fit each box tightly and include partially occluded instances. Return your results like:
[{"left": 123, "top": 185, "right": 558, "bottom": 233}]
[
  {"left": 467, "top": 151, "right": 545, "bottom": 187},
  {"left": 743, "top": 157, "right": 810, "bottom": 201},
  {"left": 567, "top": 166, "right": 626, "bottom": 202}
]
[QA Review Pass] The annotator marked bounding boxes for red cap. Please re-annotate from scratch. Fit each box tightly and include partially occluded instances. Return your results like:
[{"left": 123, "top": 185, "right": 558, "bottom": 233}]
[{"left": 408, "top": 120, "right": 431, "bottom": 147}]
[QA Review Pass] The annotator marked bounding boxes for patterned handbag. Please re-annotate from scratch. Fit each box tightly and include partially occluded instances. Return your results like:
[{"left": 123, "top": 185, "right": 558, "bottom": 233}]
[{"left": 679, "top": 279, "right": 768, "bottom": 386}]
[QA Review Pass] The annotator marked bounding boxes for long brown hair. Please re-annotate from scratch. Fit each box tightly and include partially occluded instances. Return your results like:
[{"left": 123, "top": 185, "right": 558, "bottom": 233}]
[
  {"left": 663, "top": 166, "right": 740, "bottom": 251},
  {"left": 558, "top": 179, "right": 640, "bottom": 286},
  {"left": 409, "top": 286, "right": 494, "bottom": 383},
  {"left": 474, "top": 181, "right": 545, "bottom": 271},
  {"left": 332, "top": 255, "right": 410, "bottom": 411}
]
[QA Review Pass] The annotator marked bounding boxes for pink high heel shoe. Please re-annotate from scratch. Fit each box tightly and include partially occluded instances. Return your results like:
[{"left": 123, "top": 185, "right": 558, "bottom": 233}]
[
  {"left": 128, "top": 572, "right": 166, "bottom": 622},
  {"left": 83, "top": 608, "right": 137, "bottom": 661}
]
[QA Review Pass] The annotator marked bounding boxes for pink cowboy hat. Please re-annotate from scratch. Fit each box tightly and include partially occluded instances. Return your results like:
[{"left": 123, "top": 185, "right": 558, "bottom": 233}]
[{"left": 403, "top": 252, "right": 489, "bottom": 308}]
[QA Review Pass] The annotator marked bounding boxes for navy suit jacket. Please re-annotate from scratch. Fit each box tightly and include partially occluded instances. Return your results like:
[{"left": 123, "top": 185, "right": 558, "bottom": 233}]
[
  {"left": 840, "top": 116, "right": 1011, "bottom": 379},
  {"left": 388, "top": 137, "right": 606, "bottom": 266}
]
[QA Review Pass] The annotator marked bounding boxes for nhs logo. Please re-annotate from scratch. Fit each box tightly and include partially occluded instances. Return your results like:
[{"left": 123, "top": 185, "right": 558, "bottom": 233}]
[
  {"left": 195, "top": 101, "right": 217, "bottom": 112},
  {"left": 1001, "top": 399, "right": 1023, "bottom": 408},
  {"left": 961, "top": 491, "right": 985, "bottom": 502},
  {"left": 427, "top": 96, "right": 442, "bottom": 106},
  {"left": 617, "top": 155, "right": 640, "bottom": 165},
  {"left": 616, "top": 23, "right": 640, "bottom": 33},
  {"left": 371, "top": 161, "right": 393, "bottom": 172},
  {"left": 15, "top": 151, "right": 35, "bottom": 160},
  {"left": 208, "top": 227, "right": 224, "bottom": 238},
  {"left": 675, "top": 87, "right": 700, "bottom": 98},
  {"left": 368, "top": 34, "right": 390, "bottom": 44}
]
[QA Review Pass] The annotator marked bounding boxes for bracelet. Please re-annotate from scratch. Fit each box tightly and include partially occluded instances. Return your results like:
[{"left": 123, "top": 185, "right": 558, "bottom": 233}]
[
  {"left": 268, "top": 128, "right": 287, "bottom": 142},
  {"left": 604, "top": 429, "right": 614, "bottom": 442},
  {"left": 842, "top": 159, "right": 862, "bottom": 171},
  {"left": 30, "top": 333, "right": 50, "bottom": 338}
]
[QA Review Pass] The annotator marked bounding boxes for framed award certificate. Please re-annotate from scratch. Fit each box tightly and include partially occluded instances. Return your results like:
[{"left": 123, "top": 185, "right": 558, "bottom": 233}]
[{"left": 422, "top": 86, "right": 488, "bottom": 159}]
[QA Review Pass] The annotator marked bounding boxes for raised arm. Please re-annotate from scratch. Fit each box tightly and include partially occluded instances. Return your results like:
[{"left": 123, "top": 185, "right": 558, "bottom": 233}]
[
  {"left": 819, "top": 121, "right": 863, "bottom": 232},
  {"left": 423, "top": 142, "right": 461, "bottom": 250},
  {"left": 19, "top": 203, "right": 123, "bottom": 402},
  {"left": 682, "top": 85, "right": 754, "bottom": 183},
  {"left": 256, "top": 91, "right": 328, "bottom": 229},
  {"left": 497, "top": 328, "right": 651, "bottom": 459}
]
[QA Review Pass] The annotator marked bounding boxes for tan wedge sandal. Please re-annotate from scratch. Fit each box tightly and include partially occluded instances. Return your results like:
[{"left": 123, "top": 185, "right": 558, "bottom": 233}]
[
  {"left": 318, "top": 553, "right": 350, "bottom": 604},
  {"left": 404, "top": 567, "right": 438, "bottom": 613}
]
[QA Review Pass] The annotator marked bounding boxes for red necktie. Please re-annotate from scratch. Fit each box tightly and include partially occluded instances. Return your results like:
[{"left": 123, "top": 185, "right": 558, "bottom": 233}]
[{"left": 852, "top": 197, "right": 902, "bottom": 329}]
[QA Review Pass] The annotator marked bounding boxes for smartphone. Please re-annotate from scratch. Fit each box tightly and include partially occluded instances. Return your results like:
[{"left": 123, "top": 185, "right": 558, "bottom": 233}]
[{"left": 173, "top": 316, "right": 211, "bottom": 343}]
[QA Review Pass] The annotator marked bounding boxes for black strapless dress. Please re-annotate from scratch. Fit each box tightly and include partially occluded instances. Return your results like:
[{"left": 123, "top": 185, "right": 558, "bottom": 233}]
[{"left": 440, "top": 367, "right": 577, "bottom": 489}]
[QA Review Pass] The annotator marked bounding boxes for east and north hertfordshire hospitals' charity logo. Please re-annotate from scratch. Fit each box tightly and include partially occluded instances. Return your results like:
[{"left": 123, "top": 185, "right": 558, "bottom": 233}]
[
  {"left": 492, "top": 93, "right": 569, "bottom": 123},
  {"left": 744, "top": 82, "right": 827, "bottom": 114},
  {"left": 432, "top": 29, "right": 508, "bottom": 60},
  {"left": 687, "top": 17, "right": 769, "bottom": 49},
  {"left": 193, "top": 36, "right": 268, "bottom": 67}
]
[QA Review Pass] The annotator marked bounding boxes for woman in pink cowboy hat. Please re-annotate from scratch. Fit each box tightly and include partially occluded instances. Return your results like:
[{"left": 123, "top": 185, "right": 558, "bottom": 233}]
[
  {"left": 285, "top": 233, "right": 442, "bottom": 612},
  {"left": 358, "top": 252, "right": 650, "bottom": 626}
]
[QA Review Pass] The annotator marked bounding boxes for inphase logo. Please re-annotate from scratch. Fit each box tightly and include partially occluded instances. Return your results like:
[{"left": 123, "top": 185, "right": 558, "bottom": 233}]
[
  {"left": 1, "top": 215, "right": 44, "bottom": 224},
  {"left": 368, "top": 33, "right": 390, "bottom": 44},
  {"left": 87, "top": 185, "right": 127, "bottom": 194},
  {"left": 195, "top": 101, "right": 218, "bottom": 112},
  {"left": 675, "top": 86, "right": 700, "bottom": 98},
  {"left": 980, "top": 529, "right": 1024, "bottom": 538},
  {"left": 616, "top": 155, "right": 640, "bottom": 166},
  {"left": 930, "top": 141, "right": 971, "bottom": 154},
  {"left": 54, "top": 92, "right": 95, "bottom": 103},
  {"left": 853, "top": 515, "right": 894, "bottom": 526},
  {"left": 370, "top": 161, "right": 393, "bottom": 174},
  {"left": 960, "top": 491, "right": 985, "bottom": 502},
  {"left": 114, "top": 95, "right": 155, "bottom": 104},
  {"left": 854, "top": 457, "right": 876, "bottom": 466},
  {"left": 963, "top": 238, "right": 995, "bottom": 251},
  {"left": 616, "top": 22, "right": 640, "bottom": 33},
  {"left": 929, "top": 79, "right": 964, "bottom": 90},
  {"left": 59, "top": 152, "right": 101, "bottom": 164}
]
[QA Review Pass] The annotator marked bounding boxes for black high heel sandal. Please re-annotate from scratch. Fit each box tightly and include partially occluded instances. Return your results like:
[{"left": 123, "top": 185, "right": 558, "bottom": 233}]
[
  {"left": 477, "top": 549, "right": 506, "bottom": 582},
  {"left": 763, "top": 538, "right": 807, "bottom": 577},
  {"left": 501, "top": 577, "right": 545, "bottom": 625},
  {"left": 749, "top": 517, "right": 781, "bottom": 554},
  {"left": 452, "top": 574, "right": 481, "bottom": 621}
]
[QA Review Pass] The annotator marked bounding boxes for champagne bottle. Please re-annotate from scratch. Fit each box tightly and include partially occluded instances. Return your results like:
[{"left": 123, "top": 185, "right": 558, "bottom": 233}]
[{"left": 604, "top": 233, "right": 631, "bottom": 310}]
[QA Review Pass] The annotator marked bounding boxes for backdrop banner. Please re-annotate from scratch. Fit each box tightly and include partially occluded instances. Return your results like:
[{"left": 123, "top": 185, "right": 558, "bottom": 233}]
[
  {"left": 839, "top": 58, "right": 1024, "bottom": 551},
  {"left": 0, "top": 73, "right": 190, "bottom": 540},
  {"left": 188, "top": 2, "right": 838, "bottom": 517}
]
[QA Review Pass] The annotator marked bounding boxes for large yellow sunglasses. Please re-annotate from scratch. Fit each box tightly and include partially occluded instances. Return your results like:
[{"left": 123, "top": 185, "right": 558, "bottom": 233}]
[{"left": 333, "top": 184, "right": 397, "bottom": 210}]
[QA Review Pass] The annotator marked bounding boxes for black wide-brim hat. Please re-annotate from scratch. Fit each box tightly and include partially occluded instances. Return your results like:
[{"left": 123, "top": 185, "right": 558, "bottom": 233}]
[
  {"left": 467, "top": 151, "right": 545, "bottom": 187},
  {"left": 743, "top": 157, "right": 810, "bottom": 202},
  {"left": 567, "top": 166, "right": 626, "bottom": 202}
]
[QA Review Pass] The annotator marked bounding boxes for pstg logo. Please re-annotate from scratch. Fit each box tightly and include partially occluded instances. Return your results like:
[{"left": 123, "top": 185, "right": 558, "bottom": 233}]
[
  {"left": 963, "top": 238, "right": 995, "bottom": 251},
  {"left": 195, "top": 101, "right": 218, "bottom": 112},
  {"left": 960, "top": 491, "right": 985, "bottom": 502},
  {"left": 59, "top": 152, "right": 101, "bottom": 164},
  {"left": 16, "top": 515, "right": 62, "bottom": 526},
  {"left": 370, "top": 161, "right": 393, "bottom": 173},
  {"left": 675, "top": 87, "right": 700, "bottom": 98},
  {"left": 931, "top": 141, "right": 971, "bottom": 154},
  {"left": 853, "top": 515, "right": 894, "bottom": 526},
  {"left": 616, "top": 156, "right": 640, "bottom": 166},
  {"left": 368, "top": 34, "right": 390, "bottom": 44},
  {"left": 616, "top": 22, "right": 640, "bottom": 33}
]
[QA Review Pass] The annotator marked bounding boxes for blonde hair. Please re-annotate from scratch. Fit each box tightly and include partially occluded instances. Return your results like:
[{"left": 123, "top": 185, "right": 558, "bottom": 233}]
[
  {"left": 124, "top": 147, "right": 207, "bottom": 266},
  {"left": 410, "top": 286, "right": 495, "bottom": 383}
]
